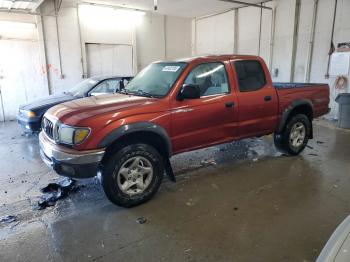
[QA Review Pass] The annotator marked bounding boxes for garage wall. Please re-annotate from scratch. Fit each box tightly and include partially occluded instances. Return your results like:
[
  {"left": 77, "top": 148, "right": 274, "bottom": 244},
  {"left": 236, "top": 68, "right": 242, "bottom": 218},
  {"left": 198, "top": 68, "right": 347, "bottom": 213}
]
[
  {"left": 165, "top": 16, "right": 192, "bottom": 60},
  {"left": 0, "top": 13, "right": 49, "bottom": 120},
  {"left": 195, "top": 11, "right": 235, "bottom": 55},
  {"left": 136, "top": 13, "right": 165, "bottom": 71},
  {"left": 192, "top": 0, "right": 350, "bottom": 118},
  {"left": 26, "top": 0, "right": 191, "bottom": 96},
  {"left": 136, "top": 14, "right": 192, "bottom": 70}
]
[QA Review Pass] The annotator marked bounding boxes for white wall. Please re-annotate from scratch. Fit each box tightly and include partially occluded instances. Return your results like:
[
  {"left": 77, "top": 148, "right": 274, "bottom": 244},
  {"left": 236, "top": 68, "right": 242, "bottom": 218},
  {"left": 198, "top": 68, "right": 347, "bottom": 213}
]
[
  {"left": 136, "top": 13, "right": 165, "bottom": 71},
  {"left": 0, "top": 13, "right": 49, "bottom": 120},
  {"left": 165, "top": 16, "right": 192, "bottom": 60},
  {"left": 42, "top": 1, "right": 192, "bottom": 93},
  {"left": 237, "top": 7, "right": 260, "bottom": 55},
  {"left": 192, "top": 0, "right": 350, "bottom": 118},
  {"left": 195, "top": 11, "right": 235, "bottom": 55}
]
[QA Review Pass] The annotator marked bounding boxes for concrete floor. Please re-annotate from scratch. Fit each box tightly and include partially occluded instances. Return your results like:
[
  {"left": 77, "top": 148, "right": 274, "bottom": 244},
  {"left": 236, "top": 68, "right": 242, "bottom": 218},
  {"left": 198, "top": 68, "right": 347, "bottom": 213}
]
[{"left": 0, "top": 119, "right": 349, "bottom": 262}]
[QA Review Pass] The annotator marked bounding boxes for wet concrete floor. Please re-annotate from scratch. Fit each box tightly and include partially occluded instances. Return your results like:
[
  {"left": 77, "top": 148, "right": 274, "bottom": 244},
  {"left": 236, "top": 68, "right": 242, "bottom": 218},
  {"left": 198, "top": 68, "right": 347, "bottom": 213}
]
[{"left": 0, "top": 119, "right": 349, "bottom": 261}]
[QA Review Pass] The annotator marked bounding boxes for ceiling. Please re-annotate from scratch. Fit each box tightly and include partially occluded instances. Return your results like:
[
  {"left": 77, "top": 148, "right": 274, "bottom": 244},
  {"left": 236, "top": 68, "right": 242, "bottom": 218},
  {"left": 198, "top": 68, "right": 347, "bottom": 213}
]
[{"left": 73, "top": 0, "right": 268, "bottom": 18}]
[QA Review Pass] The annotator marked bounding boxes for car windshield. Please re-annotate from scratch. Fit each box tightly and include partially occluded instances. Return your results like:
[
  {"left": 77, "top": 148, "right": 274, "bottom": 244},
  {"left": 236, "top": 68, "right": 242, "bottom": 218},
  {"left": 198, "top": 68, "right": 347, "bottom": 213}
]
[
  {"left": 67, "top": 78, "right": 99, "bottom": 97},
  {"left": 124, "top": 62, "right": 187, "bottom": 97}
]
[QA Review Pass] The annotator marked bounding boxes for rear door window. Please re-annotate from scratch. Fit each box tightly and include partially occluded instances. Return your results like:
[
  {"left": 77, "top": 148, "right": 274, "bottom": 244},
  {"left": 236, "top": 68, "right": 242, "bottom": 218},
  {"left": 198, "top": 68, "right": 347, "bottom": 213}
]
[{"left": 234, "top": 60, "right": 267, "bottom": 92}]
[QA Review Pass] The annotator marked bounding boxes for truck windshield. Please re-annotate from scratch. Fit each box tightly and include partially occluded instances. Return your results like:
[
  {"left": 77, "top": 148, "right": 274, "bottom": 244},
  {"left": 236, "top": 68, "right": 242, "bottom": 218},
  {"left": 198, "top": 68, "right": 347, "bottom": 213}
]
[
  {"left": 124, "top": 62, "right": 187, "bottom": 97},
  {"left": 68, "top": 78, "right": 99, "bottom": 97}
]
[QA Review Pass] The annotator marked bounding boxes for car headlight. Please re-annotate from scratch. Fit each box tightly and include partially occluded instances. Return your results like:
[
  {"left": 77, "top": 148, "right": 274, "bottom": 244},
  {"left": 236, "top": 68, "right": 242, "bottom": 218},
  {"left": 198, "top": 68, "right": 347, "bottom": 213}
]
[
  {"left": 20, "top": 109, "right": 36, "bottom": 118},
  {"left": 57, "top": 124, "right": 91, "bottom": 145}
]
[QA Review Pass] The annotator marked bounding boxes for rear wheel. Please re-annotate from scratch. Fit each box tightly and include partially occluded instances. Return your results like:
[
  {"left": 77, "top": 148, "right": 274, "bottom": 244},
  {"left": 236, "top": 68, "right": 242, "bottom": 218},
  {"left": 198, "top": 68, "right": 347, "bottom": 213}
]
[
  {"left": 101, "top": 143, "right": 164, "bottom": 207},
  {"left": 274, "top": 114, "right": 311, "bottom": 155}
]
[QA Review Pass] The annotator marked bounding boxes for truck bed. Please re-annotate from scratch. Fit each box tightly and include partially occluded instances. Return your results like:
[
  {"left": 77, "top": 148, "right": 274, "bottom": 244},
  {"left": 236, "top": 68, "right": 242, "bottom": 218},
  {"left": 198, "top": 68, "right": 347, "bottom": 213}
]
[
  {"left": 274, "top": 82, "right": 330, "bottom": 119},
  {"left": 273, "top": 82, "right": 328, "bottom": 89}
]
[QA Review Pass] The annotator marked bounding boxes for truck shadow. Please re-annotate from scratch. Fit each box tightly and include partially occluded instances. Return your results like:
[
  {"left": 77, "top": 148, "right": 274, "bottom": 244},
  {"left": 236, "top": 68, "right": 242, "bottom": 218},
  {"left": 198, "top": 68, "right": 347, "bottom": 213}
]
[{"left": 170, "top": 135, "right": 283, "bottom": 177}]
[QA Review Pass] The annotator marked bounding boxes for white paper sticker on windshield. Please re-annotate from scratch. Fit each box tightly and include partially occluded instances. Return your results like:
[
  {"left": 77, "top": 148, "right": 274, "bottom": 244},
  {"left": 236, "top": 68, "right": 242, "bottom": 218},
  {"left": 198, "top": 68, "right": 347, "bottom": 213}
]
[{"left": 162, "top": 66, "right": 180, "bottom": 72}]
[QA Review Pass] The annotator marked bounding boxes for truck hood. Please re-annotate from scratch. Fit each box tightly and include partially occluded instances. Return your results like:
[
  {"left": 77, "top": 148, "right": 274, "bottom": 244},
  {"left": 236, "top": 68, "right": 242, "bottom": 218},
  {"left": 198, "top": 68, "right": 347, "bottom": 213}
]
[{"left": 48, "top": 93, "right": 157, "bottom": 123}]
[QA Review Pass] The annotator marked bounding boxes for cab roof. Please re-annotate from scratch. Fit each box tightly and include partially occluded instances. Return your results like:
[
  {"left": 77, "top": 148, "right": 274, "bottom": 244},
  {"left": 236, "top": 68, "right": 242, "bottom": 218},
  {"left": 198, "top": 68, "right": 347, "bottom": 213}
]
[{"left": 155, "top": 54, "right": 261, "bottom": 64}]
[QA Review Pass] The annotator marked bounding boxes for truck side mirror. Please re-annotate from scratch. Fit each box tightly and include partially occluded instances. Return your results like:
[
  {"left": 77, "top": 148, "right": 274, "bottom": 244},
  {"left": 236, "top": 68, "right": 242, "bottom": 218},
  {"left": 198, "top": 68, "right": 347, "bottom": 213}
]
[{"left": 177, "top": 84, "right": 200, "bottom": 101}]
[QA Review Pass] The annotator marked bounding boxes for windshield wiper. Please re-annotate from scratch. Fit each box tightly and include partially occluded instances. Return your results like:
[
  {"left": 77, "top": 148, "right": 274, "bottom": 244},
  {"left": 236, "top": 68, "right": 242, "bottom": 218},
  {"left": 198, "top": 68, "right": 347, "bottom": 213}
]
[
  {"left": 118, "top": 89, "right": 157, "bottom": 98},
  {"left": 134, "top": 90, "right": 157, "bottom": 98},
  {"left": 117, "top": 89, "right": 132, "bottom": 95}
]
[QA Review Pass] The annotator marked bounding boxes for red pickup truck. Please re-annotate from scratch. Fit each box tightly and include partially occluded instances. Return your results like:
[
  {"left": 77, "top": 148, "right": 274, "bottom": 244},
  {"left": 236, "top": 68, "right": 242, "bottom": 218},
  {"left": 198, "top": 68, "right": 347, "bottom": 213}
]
[{"left": 39, "top": 55, "right": 330, "bottom": 207}]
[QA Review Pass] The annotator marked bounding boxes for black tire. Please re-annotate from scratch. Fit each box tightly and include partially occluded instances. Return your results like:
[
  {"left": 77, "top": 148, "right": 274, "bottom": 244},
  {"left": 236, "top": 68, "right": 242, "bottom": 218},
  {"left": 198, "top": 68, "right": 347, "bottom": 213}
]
[
  {"left": 101, "top": 143, "right": 164, "bottom": 207},
  {"left": 274, "top": 114, "right": 311, "bottom": 155}
]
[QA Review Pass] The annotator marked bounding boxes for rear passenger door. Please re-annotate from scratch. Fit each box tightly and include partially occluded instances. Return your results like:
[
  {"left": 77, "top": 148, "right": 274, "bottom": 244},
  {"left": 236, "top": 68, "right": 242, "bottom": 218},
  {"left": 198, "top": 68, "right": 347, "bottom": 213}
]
[{"left": 232, "top": 60, "right": 278, "bottom": 137}]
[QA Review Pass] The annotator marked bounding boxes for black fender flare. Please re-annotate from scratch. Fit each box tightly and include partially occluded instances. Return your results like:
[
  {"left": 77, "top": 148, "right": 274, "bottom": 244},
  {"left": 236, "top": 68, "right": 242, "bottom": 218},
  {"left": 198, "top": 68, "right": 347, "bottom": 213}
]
[
  {"left": 98, "top": 122, "right": 173, "bottom": 157},
  {"left": 277, "top": 99, "right": 314, "bottom": 137}
]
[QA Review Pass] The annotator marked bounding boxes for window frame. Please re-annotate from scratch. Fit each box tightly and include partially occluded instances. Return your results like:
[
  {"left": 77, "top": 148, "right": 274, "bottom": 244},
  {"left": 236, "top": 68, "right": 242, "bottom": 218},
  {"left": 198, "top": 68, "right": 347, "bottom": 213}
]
[
  {"left": 182, "top": 61, "right": 231, "bottom": 98},
  {"left": 88, "top": 78, "right": 120, "bottom": 96},
  {"left": 233, "top": 60, "right": 267, "bottom": 93}
]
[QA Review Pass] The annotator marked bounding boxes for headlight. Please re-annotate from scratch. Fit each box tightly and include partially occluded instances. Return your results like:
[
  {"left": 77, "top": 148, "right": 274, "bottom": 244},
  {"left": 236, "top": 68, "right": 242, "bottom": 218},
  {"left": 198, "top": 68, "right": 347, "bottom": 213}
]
[
  {"left": 20, "top": 109, "right": 36, "bottom": 118},
  {"left": 57, "top": 124, "right": 90, "bottom": 145}
]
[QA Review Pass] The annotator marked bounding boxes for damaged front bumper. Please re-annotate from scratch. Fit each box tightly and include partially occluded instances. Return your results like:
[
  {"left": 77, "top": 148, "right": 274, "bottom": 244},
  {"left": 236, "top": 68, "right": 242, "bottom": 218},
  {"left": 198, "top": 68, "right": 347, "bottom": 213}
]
[{"left": 39, "top": 132, "right": 105, "bottom": 178}]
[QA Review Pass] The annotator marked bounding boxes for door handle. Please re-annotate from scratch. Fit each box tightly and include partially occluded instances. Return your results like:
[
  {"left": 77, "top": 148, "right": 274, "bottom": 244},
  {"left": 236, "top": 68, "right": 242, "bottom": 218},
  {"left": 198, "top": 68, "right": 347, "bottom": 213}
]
[
  {"left": 264, "top": 96, "right": 272, "bottom": 101},
  {"left": 225, "top": 101, "right": 235, "bottom": 108}
]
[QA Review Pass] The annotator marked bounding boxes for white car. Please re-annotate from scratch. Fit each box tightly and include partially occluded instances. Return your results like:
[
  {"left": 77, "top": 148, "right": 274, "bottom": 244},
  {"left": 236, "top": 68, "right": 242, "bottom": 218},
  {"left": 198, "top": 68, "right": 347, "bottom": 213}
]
[{"left": 317, "top": 215, "right": 350, "bottom": 262}]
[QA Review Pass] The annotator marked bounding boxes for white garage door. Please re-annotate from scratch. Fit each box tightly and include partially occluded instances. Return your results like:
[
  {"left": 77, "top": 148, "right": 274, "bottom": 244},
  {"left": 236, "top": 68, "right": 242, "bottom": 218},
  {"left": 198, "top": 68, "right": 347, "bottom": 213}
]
[
  {"left": 0, "top": 40, "right": 46, "bottom": 121},
  {"left": 86, "top": 43, "right": 133, "bottom": 77}
]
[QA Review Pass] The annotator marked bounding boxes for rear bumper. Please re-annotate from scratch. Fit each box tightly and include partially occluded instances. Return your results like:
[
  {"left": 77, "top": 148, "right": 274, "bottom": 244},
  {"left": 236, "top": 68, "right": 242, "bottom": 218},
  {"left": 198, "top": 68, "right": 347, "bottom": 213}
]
[{"left": 39, "top": 132, "right": 105, "bottom": 178}]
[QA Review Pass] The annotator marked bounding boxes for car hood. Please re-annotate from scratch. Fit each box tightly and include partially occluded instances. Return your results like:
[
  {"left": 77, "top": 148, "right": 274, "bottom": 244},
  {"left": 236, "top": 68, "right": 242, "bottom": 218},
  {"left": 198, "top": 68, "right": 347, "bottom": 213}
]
[
  {"left": 47, "top": 93, "right": 158, "bottom": 124},
  {"left": 20, "top": 93, "right": 76, "bottom": 112}
]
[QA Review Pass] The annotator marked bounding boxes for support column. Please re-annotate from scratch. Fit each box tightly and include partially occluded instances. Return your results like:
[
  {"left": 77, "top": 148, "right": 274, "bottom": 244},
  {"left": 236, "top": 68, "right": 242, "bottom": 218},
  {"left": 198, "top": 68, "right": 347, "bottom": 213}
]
[
  {"left": 290, "top": 0, "right": 301, "bottom": 82},
  {"left": 35, "top": 14, "right": 51, "bottom": 94}
]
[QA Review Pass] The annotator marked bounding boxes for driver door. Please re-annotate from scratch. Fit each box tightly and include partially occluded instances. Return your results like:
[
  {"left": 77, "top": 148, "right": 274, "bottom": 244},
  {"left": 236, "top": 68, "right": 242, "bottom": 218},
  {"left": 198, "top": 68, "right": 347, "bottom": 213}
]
[{"left": 171, "top": 62, "right": 238, "bottom": 153}]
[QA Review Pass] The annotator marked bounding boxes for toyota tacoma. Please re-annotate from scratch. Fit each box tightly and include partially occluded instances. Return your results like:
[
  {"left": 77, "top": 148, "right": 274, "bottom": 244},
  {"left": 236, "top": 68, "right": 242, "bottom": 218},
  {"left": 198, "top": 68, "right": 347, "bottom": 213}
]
[{"left": 39, "top": 55, "right": 330, "bottom": 207}]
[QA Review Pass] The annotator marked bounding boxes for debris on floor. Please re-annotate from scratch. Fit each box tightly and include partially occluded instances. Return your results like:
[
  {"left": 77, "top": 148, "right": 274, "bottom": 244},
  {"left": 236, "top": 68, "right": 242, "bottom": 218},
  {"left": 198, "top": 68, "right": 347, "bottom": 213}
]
[
  {"left": 200, "top": 158, "right": 217, "bottom": 166},
  {"left": 34, "top": 178, "right": 79, "bottom": 210},
  {"left": 186, "top": 199, "right": 194, "bottom": 206},
  {"left": 306, "top": 145, "right": 314, "bottom": 149},
  {"left": 317, "top": 141, "right": 325, "bottom": 144},
  {"left": 136, "top": 217, "right": 147, "bottom": 224},
  {"left": 211, "top": 183, "right": 219, "bottom": 189},
  {"left": 0, "top": 215, "right": 18, "bottom": 224},
  {"left": 41, "top": 178, "right": 76, "bottom": 193},
  {"left": 308, "top": 153, "right": 319, "bottom": 156}
]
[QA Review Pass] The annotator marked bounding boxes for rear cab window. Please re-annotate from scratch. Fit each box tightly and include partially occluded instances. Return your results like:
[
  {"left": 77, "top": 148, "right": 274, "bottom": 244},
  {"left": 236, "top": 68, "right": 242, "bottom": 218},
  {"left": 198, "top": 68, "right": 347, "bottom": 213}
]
[{"left": 233, "top": 60, "right": 267, "bottom": 92}]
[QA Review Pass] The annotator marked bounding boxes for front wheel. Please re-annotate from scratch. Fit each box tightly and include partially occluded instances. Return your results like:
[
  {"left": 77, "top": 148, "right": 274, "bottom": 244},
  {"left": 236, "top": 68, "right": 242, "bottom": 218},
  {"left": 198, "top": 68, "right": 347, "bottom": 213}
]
[
  {"left": 101, "top": 143, "right": 164, "bottom": 207},
  {"left": 274, "top": 114, "right": 311, "bottom": 155}
]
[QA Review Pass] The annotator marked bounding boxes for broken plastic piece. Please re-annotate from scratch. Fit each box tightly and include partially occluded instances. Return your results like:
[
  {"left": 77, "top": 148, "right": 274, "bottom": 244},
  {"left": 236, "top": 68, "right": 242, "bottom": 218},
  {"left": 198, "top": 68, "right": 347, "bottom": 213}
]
[
  {"left": 136, "top": 217, "right": 147, "bottom": 224},
  {"left": 35, "top": 178, "right": 78, "bottom": 210},
  {"left": 0, "top": 215, "right": 18, "bottom": 224}
]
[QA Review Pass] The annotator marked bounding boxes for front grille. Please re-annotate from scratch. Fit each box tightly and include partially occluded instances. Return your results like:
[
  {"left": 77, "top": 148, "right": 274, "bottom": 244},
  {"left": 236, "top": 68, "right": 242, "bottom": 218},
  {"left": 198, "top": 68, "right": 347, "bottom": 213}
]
[{"left": 42, "top": 117, "right": 54, "bottom": 140}]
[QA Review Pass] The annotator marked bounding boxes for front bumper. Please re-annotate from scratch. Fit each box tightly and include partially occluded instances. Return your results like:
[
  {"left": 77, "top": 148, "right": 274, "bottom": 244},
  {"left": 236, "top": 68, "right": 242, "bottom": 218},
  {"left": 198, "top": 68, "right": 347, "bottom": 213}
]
[
  {"left": 39, "top": 132, "right": 105, "bottom": 178},
  {"left": 17, "top": 114, "right": 41, "bottom": 132}
]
